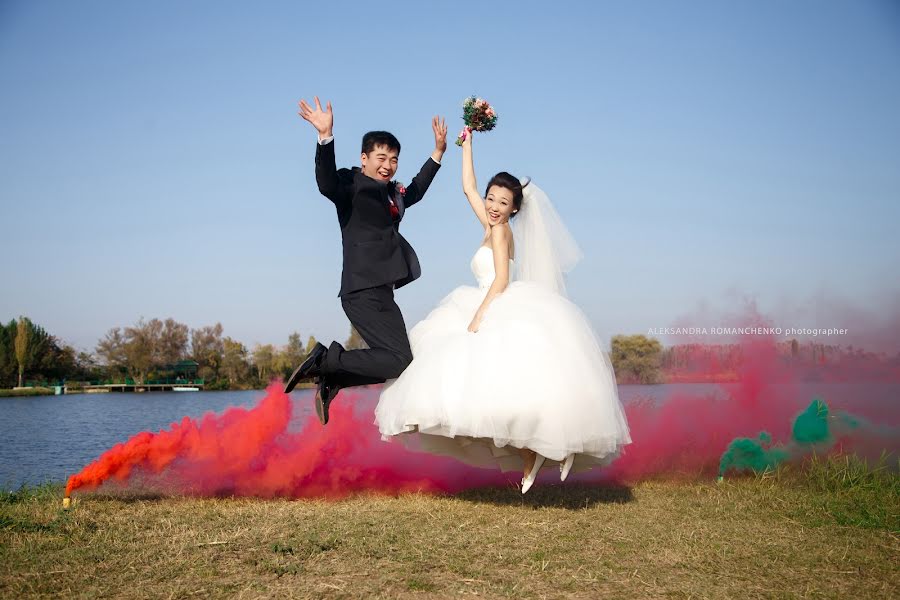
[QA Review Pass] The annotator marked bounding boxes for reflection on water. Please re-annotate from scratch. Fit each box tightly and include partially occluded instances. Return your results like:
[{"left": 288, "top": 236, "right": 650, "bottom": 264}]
[{"left": 0, "top": 383, "right": 896, "bottom": 488}]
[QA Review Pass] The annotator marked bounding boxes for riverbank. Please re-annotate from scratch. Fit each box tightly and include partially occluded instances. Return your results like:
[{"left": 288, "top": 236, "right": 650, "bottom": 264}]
[
  {"left": 0, "top": 382, "right": 318, "bottom": 398},
  {"left": 1, "top": 454, "right": 896, "bottom": 598},
  {"left": 0, "top": 387, "right": 54, "bottom": 398}
]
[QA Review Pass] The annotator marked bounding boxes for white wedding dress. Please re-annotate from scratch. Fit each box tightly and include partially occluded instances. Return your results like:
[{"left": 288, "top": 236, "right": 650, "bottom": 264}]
[{"left": 374, "top": 244, "right": 632, "bottom": 474}]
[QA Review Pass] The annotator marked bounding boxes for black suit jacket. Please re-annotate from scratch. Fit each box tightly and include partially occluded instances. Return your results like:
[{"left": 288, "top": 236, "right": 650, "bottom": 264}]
[{"left": 314, "top": 139, "right": 441, "bottom": 297}]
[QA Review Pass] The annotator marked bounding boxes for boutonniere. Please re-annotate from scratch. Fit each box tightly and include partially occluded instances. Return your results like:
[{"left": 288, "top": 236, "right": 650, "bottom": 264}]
[{"left": 391, "top": 181, "right": 406, "bottom": 198}]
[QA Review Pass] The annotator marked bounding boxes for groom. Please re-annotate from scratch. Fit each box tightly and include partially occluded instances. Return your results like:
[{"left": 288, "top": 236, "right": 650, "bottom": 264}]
[{"left": 284, "top": 96, "right": 448, "bottom": 425}]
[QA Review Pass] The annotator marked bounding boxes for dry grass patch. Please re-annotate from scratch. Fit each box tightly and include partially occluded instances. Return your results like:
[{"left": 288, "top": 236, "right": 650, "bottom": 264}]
[{"left": 1, "top": 455, "right": 897, "bottom": 599}]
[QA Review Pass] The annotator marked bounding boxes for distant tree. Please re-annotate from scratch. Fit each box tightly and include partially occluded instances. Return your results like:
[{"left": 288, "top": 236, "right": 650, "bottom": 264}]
[
  {"left": 345, "top": 325, "right": 367, "bottom": 350},
  {"left": 75, "top": 351, "right": 103, "bottom": 381},
  {"left": 252, "top": 343, "right": 276, "bottom": 384},
  {"left": 285, "top": 332, "right": 305, "bottom": 364},
  {"left": 305, "top": 335, "right": 319, "bottom": 356},
  {"left": 158, "top": 318, "right": 189, "bottom": 365},
  {"left": 611, "top": 334, "right": 662, "bottom": 384},
  {"left": 191, "top": 323, "right": 224, "bottom": 381},
  {"left": 24, "top": 321, "right": 52, "bottom": 381},
  {"left": 14, "top": 317, "right": 31, "bottom": 387},
  {"left": 275, "top": 332, "right": 305, "bottom": 380},
  {"left": 37, "top": 340, "right": 77, "bottom": 383},
  {"left": 96, "top": 327, "right": 127, "bottom": 376},
  {"left": 122, "top": 318, "right": 164, "bottom": 384},
  {"left": 0, "top": 321, "right": 16, "bottom": 386},
  {"left": 97, "top": 319, "right": 222, "bottom": 384},
  {"left": 0, "top": 319, "right": 81, "bottom": 386},
  {"left": 222, "top": 337, "right": 250, "bottom": 385}
]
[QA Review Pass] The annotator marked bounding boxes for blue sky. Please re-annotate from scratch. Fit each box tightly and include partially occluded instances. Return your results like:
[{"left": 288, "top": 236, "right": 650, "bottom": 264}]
[{"left": 1, "top": 1, "right": 899, "bottom": 354}]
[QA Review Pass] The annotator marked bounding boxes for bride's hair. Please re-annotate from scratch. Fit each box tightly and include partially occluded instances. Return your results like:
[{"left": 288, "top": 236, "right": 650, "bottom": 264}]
[{"left": 485, "top": 172, "right": 524, "bottom": 218}]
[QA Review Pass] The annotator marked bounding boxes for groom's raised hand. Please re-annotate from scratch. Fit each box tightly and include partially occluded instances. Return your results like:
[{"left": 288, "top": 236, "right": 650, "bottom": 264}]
[
  {"left": 298, "top": 96, "right": 334, "bottom": 139},
  {"left": 432, "top": 116, "right": 447, "bottom": 163}
]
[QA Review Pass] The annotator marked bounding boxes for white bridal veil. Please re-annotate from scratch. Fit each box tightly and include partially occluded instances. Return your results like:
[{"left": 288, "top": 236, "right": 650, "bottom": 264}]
[{"left": 509, "top": 177, "right": 583, "bottom": 297}]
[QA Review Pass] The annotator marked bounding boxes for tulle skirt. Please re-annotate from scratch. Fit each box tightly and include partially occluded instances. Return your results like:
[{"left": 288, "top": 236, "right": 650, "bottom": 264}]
[{"left": 374, "top": 281, "right": 632, "bottom": 473}]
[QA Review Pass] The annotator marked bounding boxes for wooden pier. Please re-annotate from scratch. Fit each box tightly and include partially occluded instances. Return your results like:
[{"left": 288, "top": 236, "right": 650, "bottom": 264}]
[{"left": 77, "top": 382, "right": 205, "bottom": 393}]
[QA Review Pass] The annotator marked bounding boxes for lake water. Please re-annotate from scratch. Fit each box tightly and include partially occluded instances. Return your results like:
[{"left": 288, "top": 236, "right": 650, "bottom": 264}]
[{"left": 1, "top": 383, "right": 896, "bottom": 489}]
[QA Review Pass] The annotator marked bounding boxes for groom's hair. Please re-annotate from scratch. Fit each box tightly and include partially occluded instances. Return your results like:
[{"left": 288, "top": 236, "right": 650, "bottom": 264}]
[
  {"left": 361, "top": 131, "right": 401, "bottom": 155},
  {"left": 486, "top": 172, "right": 524, "bottom": 218}
]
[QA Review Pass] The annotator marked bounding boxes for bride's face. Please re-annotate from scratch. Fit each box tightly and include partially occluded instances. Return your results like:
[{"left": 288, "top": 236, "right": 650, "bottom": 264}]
[{"left": 485, "top": 185, "right": 515, "bottom": 225}]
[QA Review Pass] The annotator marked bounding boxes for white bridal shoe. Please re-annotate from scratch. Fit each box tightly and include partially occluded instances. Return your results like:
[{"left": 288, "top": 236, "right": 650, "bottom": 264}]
[
  {"left": 560, "top": 454, "right": 575, "bottom": 482},
  {"left": 521, "top": 454, "right": 546, "bottom": 494}
]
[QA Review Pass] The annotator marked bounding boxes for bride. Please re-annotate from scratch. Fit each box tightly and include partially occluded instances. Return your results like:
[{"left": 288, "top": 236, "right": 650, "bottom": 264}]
[{"left": 374, "top": 127, "right": 632, "bottom": 493}]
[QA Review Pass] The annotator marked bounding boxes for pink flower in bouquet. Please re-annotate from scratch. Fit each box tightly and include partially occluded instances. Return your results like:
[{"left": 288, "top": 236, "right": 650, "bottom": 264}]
[{"left": 455, "top": 96, "right": 498, "bottom": 146}]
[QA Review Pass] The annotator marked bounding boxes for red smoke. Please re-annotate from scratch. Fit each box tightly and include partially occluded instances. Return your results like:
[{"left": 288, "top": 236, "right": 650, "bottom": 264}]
[
  {"left": 66, "top": 304, "right": 898, "bottom": 498},
  {"left": 65, "top": 383, "right": 505, "bottom": 499},
  {"left": 602, "top": 337, "right": 802, "bottom": 481},
  {"left": 598, "top": 298, "right": 899, "bottom": 481}
]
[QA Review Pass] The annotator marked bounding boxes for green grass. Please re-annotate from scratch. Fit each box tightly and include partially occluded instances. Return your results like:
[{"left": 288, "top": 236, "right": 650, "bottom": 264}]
[
  {"left": 1, "top": 453, "right": 897, "bottom": 598},
  {"left": 792, "top": 451, "right": 899, "bottom": 529}
]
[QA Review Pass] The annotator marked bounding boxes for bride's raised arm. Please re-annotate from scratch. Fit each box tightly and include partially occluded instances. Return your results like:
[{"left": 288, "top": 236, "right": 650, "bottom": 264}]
[{"left": 461, "top": 128, "right": 490, "bottom": 229}]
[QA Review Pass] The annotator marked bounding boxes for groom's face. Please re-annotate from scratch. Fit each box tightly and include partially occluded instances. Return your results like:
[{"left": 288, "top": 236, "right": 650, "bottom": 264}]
[{"left": 360, "top": 144, "right": 399, "bottom": 182}]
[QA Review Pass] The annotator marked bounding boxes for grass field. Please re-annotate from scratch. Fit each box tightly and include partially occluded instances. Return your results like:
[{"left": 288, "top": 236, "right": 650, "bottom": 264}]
[{"left": 1, "top": 454, "right": 897, "bottom": 599}]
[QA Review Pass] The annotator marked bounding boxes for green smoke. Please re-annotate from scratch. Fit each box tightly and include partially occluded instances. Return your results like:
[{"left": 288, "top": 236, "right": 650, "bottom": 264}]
[
  {"left": 718, "top": 432, "right": 788, "bottom": 476},
  {"left": 792, "top": 398, "right": 830, "bottom": 444},
  {"left": 718, "top": 397, "right": 853, "bottom": 477}
]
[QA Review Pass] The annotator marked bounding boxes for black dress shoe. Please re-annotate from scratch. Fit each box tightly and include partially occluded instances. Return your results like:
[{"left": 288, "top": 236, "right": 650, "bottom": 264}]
[
  {"left": 284, "top": 342, "right": 328, "bottom": 394},
  {"left": 314, "top": 377, "right": 340, "bottom": 425}
]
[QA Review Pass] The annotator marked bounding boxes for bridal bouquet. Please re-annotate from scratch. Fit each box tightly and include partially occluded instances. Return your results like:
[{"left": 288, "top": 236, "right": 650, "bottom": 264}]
[{"left": 455, "top": 95, "right": 498, "bottom": 146}]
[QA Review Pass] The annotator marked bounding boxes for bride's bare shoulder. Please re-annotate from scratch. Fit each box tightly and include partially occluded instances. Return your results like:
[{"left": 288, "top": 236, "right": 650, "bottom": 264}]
[
  {"left": 498, "top": 222, "right": 514, "bottom": 259},
  {"left": 482, "top": 224, "right": 514, "bottom": 257}
]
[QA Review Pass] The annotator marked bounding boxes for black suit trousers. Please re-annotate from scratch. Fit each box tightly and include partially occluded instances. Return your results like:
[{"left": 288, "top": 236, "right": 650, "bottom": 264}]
[{"left": 322, "top": 284, "right": 413, "bottom": 389}]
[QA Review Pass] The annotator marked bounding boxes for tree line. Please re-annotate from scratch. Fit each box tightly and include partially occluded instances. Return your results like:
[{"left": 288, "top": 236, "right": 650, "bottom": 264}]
[
  {"left": 0, "top": 318, "right": 665, "bottom": 389},
  {"left": 0, "top": 316, "right": 366, "bottom": 390},
  {"left": 0, "top": 318, "right": 91, "bottom": 388},
  {"left": 11, "top": 316, "right": 859, "bottom": 390}
]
